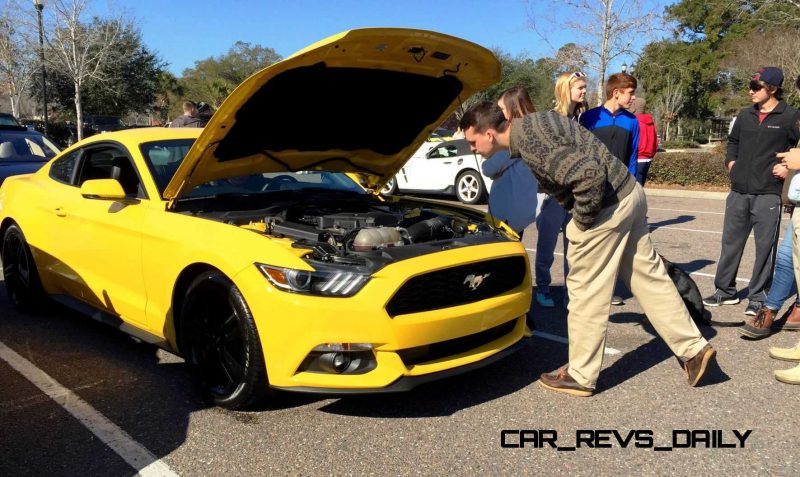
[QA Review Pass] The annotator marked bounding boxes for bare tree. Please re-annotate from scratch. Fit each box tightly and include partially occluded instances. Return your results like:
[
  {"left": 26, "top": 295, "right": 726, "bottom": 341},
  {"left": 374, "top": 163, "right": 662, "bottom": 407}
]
[
  {"left": 44, "top": 0, "right": 127, "bottom": 140},
  {"left": 527, "top": 0, "right": 662, "bottom": 105},
  {"left": 653, "top": 76, "right": 684, "bottom": 142},
  {"left": 722, "top": 26, "right": 800, "bottom": 105},
  {"left": 0, "top": 8, "right": 35, "bottom": 118}
]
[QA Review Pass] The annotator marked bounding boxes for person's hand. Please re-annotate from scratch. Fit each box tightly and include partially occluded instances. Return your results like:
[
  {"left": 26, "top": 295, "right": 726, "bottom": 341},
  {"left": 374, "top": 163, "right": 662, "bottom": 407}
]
[
  {"left": 773, "top": 163, "right": 789, "bottom": 179},
  {"left": 778, "top": 149, "right": 800, "bottom": 170},
  {"left": 727, "top": 161, "right": 736, "bottom": 171}
]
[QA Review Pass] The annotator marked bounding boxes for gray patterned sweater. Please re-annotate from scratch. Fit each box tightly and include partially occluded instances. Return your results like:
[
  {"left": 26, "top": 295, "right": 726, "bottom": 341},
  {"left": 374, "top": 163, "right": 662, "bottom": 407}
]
[{"left": 509, "top": 111, "right": 635, "bottom": 231}]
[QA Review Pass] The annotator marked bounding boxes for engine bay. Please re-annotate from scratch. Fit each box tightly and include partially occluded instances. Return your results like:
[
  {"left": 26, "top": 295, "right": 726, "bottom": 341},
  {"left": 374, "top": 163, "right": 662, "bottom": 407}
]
[{"left": 176, "top": 192, "right": 513, "bottom": 271}]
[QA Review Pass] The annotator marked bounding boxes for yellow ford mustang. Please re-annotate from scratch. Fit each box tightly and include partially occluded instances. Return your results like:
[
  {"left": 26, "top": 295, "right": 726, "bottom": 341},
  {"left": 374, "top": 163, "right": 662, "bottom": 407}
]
[{"left": 0, "top": 28, "right": 531, "bottom": 409}]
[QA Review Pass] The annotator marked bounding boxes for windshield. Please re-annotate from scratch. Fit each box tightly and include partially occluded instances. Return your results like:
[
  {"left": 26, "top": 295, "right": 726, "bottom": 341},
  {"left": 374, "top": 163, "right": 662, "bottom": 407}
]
[
  {"left": 186, "top": 171, "right": 366, "bottom": 198},
  {"left": 140, "top": 139, "right": 366, "bottom": 199},
  {"left": 0, "top": 115, "right": 21, "bottom": 126},
  {"left": 0, "top": 131, "right": 60, "bottom": 162}
]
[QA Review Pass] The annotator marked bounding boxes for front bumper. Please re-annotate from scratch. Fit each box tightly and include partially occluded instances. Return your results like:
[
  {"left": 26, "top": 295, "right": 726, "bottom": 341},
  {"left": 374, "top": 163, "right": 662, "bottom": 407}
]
[
  {"left": 272, "top": 334, "right": 529, "bottom": 394},
  {"left": 237, "top": 242, "right": 531, "bottom": 391}
]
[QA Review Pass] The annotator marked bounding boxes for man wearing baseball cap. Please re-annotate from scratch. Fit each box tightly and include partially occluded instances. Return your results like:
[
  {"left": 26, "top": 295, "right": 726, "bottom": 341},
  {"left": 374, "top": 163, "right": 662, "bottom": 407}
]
[{"left": 703, "top": 67, "right": 800, "bottom": 336}]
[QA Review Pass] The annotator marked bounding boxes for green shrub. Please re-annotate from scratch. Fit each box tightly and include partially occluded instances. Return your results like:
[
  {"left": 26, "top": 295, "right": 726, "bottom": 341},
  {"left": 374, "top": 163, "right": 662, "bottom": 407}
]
[{"left": 648, "top": 152, "right": 729, "bottom": 187}]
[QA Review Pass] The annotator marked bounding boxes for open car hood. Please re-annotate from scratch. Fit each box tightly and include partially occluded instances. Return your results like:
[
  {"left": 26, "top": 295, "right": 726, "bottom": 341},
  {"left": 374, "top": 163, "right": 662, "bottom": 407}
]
[{"left": 163, "top": 28, "right": 500, "bottom": 200}]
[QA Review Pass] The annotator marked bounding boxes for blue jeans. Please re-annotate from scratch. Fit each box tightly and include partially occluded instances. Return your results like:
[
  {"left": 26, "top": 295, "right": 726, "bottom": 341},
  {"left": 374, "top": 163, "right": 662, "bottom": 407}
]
[
  {"left": 535, "top": 196, "right": 570, "bottom": 290},
  {"left": 636, "top": 160, "right": 651, "bottom": 186},
  {"left": 765, "top": 220, "right": 799, "bottom": 310}
]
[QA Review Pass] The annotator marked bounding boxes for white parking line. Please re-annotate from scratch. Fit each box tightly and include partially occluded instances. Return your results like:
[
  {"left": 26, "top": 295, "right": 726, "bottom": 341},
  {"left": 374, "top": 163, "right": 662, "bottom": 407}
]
[
  {"left": 649, "top": 225, "right": 725, "bottom": 235},
  {"left": 648, "top": 207, "right": 725, "bottom": 216},
  {"left": 0, "top": 341, "right": 178, "bottom": 477},
  {"left": 532, "top": 330, "right": 621, "bottom": 355}
]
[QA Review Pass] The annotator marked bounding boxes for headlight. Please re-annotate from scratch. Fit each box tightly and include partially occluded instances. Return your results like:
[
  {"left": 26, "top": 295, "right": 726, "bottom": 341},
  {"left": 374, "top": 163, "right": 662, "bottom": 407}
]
[{"left": 257, "top": 263, "right": 370, "bottom": 297}]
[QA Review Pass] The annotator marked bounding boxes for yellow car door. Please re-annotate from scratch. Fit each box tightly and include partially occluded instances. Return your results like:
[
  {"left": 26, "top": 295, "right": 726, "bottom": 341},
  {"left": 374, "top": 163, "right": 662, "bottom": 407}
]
[{"left": 55, "top": 145, "right": 148, "bottom": 327}]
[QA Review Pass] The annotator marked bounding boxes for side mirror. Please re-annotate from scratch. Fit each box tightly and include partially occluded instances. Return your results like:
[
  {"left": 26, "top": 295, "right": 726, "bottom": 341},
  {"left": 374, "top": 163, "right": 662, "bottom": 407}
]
[{"left": 80, "top": 178, "right": 127, "bottom": 200}]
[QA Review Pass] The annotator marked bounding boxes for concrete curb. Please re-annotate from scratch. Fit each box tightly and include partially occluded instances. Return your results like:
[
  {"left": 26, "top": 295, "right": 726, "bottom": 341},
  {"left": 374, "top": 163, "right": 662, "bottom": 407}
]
[{"left": 643, "top": 188, "right": 727, "bottom": 200}]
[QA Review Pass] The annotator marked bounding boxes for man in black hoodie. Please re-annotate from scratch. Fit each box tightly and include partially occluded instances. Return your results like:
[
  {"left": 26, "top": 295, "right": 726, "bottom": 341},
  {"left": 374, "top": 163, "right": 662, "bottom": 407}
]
[{"left": 704, "top": 67, "right": 800, "bottom": 322}]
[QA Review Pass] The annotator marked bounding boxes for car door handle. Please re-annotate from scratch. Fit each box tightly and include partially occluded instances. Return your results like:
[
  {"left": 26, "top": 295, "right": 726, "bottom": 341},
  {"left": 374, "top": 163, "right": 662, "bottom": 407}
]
[
  {"left": 443, "top": 161, "right": 452, "bottom": 164},
  {"left": 54, "top": 207, "right": 66, "bottom": 217}
]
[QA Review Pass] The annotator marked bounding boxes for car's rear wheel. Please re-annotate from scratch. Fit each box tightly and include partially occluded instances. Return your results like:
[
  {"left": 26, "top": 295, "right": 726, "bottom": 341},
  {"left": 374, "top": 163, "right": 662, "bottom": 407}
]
[
  {"left": 455, "top": 170, "right": 486, "bottom": 205},
  {"left": 381, "top": 178, "right": 398, "bottom": 196},
  {"left": 180, "top": 271, "right": 270, "bottom": 409},
  {"left": 2, "top": 224, "right": 43, "bottom": 310}
]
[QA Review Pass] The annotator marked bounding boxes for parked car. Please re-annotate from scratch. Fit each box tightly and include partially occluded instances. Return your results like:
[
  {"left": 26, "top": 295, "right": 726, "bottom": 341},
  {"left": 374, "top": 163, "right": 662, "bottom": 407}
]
[
  {"left": 381, "top": 138, "right": 493, "bottom": 204},
  {"left": 0, "top": 112, "right": 22, "bottom": 127},
  {"left": 0, "top": 125, "right": 60, "bottom": 186},
  {"left": 0, "top": 28, "right": 530, "bottom": 410},
  {"left": 83, "top": 115, "right": 125, "bottom": 134}
]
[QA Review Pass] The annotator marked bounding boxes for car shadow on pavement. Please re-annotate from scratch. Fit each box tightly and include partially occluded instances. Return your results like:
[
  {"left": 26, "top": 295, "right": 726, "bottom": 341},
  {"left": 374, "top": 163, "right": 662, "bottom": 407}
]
[{"left": 0, "top": 291, "right": 199, "bottom": 476}]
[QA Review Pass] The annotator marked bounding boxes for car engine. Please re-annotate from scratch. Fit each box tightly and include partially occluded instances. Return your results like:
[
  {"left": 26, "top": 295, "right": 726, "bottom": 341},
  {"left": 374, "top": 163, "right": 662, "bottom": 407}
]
[{"left": 177, "top": 193, "right": 512, "bottom": 271}]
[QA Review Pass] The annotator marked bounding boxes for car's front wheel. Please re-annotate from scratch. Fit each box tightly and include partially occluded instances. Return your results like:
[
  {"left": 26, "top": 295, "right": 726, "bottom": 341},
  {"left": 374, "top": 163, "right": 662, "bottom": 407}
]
[
  {"left": 455, "top": 170, "right": 486, "bottom": 205},
  {"left": 381, "top": 178, "right": 398, "bottom": 196},
  {"left": 2, "top": 224, "right": 43, "bottom": 310},
  {"left": 180, "top": 271, "right": 270, "bottom": 409}
]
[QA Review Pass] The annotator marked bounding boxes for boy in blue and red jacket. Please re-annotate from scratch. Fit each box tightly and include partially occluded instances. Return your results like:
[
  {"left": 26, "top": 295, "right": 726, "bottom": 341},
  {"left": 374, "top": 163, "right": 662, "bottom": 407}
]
[
  {"left": 580, "top": 73, "right": 640, "bottom": 177},
  {"left": 580, "top": 73, "right": 640, "bottom": 306}
]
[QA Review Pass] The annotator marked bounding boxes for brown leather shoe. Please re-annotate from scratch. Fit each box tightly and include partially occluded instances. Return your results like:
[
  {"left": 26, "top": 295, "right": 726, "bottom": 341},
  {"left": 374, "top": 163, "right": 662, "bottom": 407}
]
[
  {"left": 783, "top": 304, "right": 800, "bottom": 331},
  {"left": 738, "top": 307, "right": 775, "bottom": 339},
  {"left": 685, "top": 344, "right": 716, "bottom": 386},
  {"left": 538, "top": 367, "right": 593, "bottom": 397}
]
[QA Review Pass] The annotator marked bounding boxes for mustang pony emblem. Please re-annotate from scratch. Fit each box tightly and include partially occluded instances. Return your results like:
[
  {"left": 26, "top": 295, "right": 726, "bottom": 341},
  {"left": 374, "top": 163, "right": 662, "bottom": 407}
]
[{"left": 463, "top": 273, "right": 490, "bottom": 290}]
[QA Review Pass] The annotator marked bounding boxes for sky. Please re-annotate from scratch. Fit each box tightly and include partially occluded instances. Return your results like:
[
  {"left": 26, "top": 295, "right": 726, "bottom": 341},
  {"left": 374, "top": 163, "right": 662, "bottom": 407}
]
[{"left": 72, "top": 0, "right": 675, "bottom": 76}]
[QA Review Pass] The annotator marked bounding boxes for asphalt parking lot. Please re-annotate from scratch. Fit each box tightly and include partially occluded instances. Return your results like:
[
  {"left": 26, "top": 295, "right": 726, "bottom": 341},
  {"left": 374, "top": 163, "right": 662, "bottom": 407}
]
[{"left": 1, "top": 190, "right": 798, "bottom": 476}]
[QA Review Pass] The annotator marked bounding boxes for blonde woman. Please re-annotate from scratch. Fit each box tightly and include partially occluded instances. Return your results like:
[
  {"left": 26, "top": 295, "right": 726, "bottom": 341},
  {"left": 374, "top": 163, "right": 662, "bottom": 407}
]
[
  {"left": 534, "top": 72, "right": 587, "bottom": 308},
  {"left": 554, "top": 71, "right": 588, "bottom": 120}
]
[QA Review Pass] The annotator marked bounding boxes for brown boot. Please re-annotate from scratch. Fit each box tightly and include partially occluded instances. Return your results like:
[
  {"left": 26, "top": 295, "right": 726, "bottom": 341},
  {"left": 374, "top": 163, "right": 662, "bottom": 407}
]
[
  {"left": 738, "top": 307, "right": 775, "bottom": 339},
  {"left": 783, "top": 304, "right": 800, "bottom": 331}
]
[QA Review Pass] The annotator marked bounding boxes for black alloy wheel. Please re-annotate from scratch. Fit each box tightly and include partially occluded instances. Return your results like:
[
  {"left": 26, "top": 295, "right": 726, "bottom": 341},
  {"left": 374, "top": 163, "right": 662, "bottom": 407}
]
[
  {"left": 1, "top": 224, "right": 43, "bottom": 310},
  {"left": 180, "top": 271, "right": 270, "bottom": 409}
]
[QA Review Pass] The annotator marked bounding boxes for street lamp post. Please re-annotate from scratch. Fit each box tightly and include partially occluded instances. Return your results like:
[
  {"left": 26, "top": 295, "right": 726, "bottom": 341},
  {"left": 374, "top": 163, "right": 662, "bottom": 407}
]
[
  {"left": 621, "top": 62, "right": 628, "bottom": 73},
  {"left": 33, "top": 0, "right": 48, "bottom": 137}
]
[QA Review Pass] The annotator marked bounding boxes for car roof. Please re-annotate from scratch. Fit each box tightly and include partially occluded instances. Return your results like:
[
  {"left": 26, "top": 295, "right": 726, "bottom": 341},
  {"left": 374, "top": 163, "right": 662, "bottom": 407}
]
[{"left": 75, "top": 127, "right": 203, "bottom": 145}]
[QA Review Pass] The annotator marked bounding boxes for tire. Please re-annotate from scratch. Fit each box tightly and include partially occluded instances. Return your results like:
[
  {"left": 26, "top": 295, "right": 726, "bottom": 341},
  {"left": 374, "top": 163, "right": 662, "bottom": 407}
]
[
  {"left": 381, "top": 178, "right": 398, "bottom": 196},
  {"left": 179, "top": 271, "right": 270, "bottom": 409},
  {"left": 455, "top": 170, "right": 486, "bottom": 205},
  {"left": 2, "top": 224, "right": 43, "bottom": 310}
]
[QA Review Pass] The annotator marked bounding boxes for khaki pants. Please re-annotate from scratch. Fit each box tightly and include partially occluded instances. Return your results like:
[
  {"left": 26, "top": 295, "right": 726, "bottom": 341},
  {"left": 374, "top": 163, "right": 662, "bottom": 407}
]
[{"left": 564, "top": 183, "right": 708, "bottom": 388}]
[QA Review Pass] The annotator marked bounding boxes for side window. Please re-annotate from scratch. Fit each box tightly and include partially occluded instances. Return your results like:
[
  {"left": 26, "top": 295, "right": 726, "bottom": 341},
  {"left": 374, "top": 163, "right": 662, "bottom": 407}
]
[
  {"left": 428, "top": 145, "right": 458, "bottom": 159},
  {"left": 77, "top": 147, "right": 142, "bottom": 198},
  {"left": 49, "top": 150, "right": 80, "bottom": 184}
]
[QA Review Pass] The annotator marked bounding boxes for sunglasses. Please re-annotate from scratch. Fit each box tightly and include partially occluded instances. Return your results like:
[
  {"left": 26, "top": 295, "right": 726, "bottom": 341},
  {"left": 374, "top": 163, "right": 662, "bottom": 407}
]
[
  {"left": 570, "top": 71, "right": 586, "bottom": 79},
  {"left": 749, "top": 80, "right": 764, "bottom": 92}
]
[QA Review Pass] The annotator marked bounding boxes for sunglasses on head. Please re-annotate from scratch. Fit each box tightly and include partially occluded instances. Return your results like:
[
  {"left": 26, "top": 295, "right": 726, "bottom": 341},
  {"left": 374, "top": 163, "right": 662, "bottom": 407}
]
[
  {"left": 749, "top": 80, "right": 765, "bottom": 92},
  {"left": 570, "top": 71, "right": 586, "bottom": 79}
]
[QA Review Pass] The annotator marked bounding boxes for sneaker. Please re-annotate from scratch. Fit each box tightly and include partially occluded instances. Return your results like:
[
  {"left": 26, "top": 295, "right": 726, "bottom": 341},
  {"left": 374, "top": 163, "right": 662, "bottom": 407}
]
[
  {"left": 769, "top": 342, "right": 800, "bottom": 362},
  {"left": 684, "top": 344, "right": 716, "bottom": 386},
  {"left": 774, "top": 363, "right": 800, "bottom": 385},
  {"left": 702, "top": 290, "right": 740, "bottom": 307},
  {"left": 744, "top": 300, "right": 762, "bottom": 316},
  {"left": 538, "top": 367, "right": 594, "bottom": 397},
  {"left": 535, "top": 291, "right": 555, "bottom": 308},
  {"left": 738, "top": 307, "right": 775, "bottom": 339},
  {"left": 611, "top": 295, "right": 624, "bottom": 306}
]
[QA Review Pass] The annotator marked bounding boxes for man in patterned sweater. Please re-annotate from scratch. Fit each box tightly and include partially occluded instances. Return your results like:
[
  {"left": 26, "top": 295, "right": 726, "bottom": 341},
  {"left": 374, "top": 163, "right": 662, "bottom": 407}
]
[{"left": 460, "top": 101, "right": 715, "bottom": 396}]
